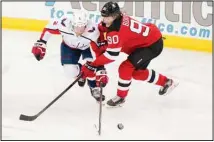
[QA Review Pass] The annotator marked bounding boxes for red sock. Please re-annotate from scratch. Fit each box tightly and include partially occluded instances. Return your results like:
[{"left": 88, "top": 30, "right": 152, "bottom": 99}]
[
  {"left": 117, "top": 60, "right": 134, "bottom": 98},
  {"left": 132, "top": 69, "right": 167, "bottom": 86}
]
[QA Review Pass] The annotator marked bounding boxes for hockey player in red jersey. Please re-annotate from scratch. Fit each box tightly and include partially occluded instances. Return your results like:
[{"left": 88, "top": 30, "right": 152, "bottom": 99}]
[
  {"left": 81, "top": 1, "right": 179, "bottom": 107},
  {"left": 31, "top": 10, "right": 109, "bottom": 102}
]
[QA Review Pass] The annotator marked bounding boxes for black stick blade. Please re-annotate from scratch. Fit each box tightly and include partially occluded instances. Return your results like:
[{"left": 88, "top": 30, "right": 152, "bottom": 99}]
[{"left": 19, "top": 114, "right": 37, "bottom": 121}]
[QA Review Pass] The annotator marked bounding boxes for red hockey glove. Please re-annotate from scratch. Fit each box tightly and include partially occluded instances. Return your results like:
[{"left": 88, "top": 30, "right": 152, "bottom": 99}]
[
  {"left": 96, "top": 69, "right": 108, "bottom": 87},
  {"left": 81, "top": 61, "right": 96, "bottom": 79},
  {"left": 32, "top": 40, "right": 46, "bottom": 61}
]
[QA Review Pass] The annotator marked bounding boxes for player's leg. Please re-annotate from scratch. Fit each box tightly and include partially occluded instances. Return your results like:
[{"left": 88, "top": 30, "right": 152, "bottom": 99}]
[
  {"left": 61, "top": 42, "right": 82, "bottom": 81},
  {"left": 107, "top": 38, "right": 178, "bottom": 107},
  {"left": 106, "top": 39, "right": 163, "bottom": 107},
  {"left": 130, "top": 38, "right": 179, "bottom": 95},
  {"left": 132, "top": 69, "right": 178, "bottom": 95},
  {"left": 107, "top": 60, "right": 135, "bottom": 107},
  {"left": 81, "top": 48, "right": 105, "bottom": 102}
]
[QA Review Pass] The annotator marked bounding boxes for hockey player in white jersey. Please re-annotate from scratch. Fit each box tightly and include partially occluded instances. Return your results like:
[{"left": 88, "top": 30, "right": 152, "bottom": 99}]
[{"left": 31, "top": 10, "right": 108, "bottom": 102}]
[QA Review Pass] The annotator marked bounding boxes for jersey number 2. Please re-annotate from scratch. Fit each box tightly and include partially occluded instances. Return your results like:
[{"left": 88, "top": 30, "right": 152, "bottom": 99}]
[{"left": 130, "top": 19, "right": 150, "bottom": 36}]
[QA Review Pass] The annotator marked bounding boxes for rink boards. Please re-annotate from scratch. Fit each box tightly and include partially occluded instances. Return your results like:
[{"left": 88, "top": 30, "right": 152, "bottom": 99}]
[{"left": 2, "top": 16, "right": 212, "bottom": 53}]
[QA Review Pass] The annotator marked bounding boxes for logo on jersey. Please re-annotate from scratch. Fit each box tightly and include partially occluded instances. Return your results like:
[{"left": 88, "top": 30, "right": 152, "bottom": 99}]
[
  {"left": 53, "top": 21, "right": 58, "bottom": 25},
  {"left": 97, "top": 40, "right": 107, "bottom": 47},
  {"left": 61, "top": 18, "right": 67, "bottom": 27}
]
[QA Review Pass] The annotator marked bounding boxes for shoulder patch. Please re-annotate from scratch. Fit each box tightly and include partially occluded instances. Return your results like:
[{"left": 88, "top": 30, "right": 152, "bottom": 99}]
[
  {"left": 61, "top": 18, "right": 67, "bottom": 27},
  {"left": 53, "top": 21, "right": 58, "bottom": 25}
]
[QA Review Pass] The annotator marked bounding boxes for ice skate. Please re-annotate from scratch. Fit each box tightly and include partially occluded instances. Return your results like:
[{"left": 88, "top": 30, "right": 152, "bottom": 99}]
[
  {"left": 106, "top": 96, "right": 125, "bottom": 108},
  {"left": 159, "top": 79, "right": 179, "bottom": 95},
  {"left": 78, "top": 77, "right": 86, "bottom": 87},
  {"left": 90, "top": 87, "right": 105, "bottom": 102}
]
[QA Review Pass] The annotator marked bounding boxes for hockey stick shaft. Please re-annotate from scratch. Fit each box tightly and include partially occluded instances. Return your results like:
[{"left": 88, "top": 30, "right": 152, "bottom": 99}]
[
  {"left": 20, "top": 74, "right": 82, "bottom": 121},
  {"left": 98, "top": 83, "right": 103, "bottom": 135}
]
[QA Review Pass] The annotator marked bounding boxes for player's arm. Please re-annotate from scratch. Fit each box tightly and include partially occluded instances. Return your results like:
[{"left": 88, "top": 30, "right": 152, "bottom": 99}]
[
  {"left": 81, "top": 32, "right": 121, "bottom": 80},
  {"left": 87, "top": 24, "right": 109, "bottom": 87},
  {"left": 90, "top": 37, "right": 108, "bottom": 57},
  {"left": 32, "top": 18, "right": 63, "bottom": 61},
  {"left": 89, "top": 22, "right": 107, "bottom": 57},
  {"left": 39, "top": 18, "right": 63, "bottom": 44},
  {"left": 91, "top": 32, "right": 121, "bottom": 67}
]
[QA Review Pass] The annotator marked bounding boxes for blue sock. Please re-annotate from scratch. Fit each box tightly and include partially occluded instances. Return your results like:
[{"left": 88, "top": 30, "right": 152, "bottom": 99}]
[{"left": 87, "top": 79, "right": 96, "bottom": 88}]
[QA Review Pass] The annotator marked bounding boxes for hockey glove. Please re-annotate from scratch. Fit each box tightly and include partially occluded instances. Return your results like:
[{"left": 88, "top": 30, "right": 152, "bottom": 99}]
[
  {"left": 32, "top": 40, "right": 46, "bottom": 61},
  {"left": 81, "top": 61, "right": 97, "bottom": 79},
  {"left": 96, "top": 67, "right": 108, "bottom": 87}
]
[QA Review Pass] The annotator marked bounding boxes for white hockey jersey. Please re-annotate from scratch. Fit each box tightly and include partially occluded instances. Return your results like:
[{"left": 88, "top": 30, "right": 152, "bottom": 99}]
[{"left": 39, "top": 17, "right": 100, "bottom": 50}]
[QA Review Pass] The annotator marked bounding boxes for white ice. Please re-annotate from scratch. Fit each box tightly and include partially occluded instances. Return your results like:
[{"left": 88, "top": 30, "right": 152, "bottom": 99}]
[{"left": 2, "top": 29, "right": 212, "bottom": 140}]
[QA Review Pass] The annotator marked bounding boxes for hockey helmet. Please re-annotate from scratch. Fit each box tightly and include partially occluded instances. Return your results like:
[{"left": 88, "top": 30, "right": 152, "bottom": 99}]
[
  {"left": 101, "top": 1, "right": 121, "bottom": 17},
  {"left": 72, "top": 10, "right": 88, "bottom": 27}
]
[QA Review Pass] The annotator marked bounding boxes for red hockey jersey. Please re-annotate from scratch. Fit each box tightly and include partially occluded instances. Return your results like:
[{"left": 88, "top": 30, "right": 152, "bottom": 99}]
[
  {"left": 91, "top": 15, "right": 162, "bottom": 67},
  {"left": 90, "top": 22, "right": 108, "bottom": 57}
]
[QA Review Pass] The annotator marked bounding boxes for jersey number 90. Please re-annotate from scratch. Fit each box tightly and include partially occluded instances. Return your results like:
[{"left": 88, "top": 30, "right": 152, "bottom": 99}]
[
  {"left": 130, "top": 19, "right": 150, "bottom": 36},
  {"left": 107, "top": 35, "right": 119, "bottom": 45}
]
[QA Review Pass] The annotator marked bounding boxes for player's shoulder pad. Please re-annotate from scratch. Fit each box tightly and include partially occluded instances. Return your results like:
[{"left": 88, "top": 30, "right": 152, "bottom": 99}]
[{"left": 84, "top": 20, "right": 100, "bottom": 42}]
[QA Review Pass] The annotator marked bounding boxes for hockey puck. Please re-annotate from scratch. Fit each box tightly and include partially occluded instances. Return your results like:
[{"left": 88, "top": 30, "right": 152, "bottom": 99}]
[{"left": 117, "top": 123, "right": 124, "bottom": 130}]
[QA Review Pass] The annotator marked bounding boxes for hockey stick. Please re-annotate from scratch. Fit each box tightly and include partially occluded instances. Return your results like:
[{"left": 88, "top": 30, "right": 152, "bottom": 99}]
[
  {"left": 98, "top": 82, "right": 103, "bottom": 136},
  {"left": 19, "top": 74, "right": 82, "bottom": 121}
]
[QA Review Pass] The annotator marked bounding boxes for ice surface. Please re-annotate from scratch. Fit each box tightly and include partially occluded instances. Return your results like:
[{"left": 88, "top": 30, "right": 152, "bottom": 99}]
[{"left": 2, "top": 29, "right": 212, "bottom": 140}]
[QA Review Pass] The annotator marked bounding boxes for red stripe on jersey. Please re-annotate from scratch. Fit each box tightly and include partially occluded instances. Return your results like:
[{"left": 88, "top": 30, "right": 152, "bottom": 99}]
[{"left": 40, "top": 28, "right": 60, "bottom": 40}]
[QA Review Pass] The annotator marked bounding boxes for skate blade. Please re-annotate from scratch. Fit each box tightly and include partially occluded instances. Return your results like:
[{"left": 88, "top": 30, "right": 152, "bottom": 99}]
[
  {"left": 105, "top": 103, "right": 125, "bottom": 108},
  {"left": 162, "top": 80, "right": 179, "bottom": 96}
]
